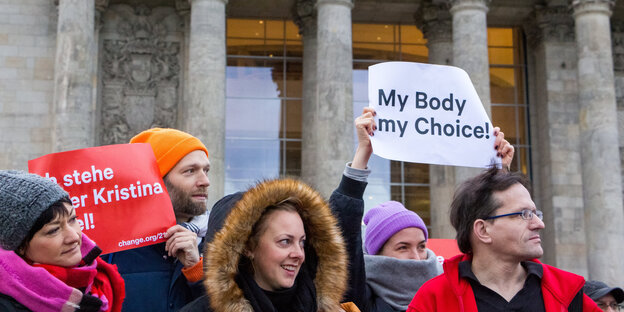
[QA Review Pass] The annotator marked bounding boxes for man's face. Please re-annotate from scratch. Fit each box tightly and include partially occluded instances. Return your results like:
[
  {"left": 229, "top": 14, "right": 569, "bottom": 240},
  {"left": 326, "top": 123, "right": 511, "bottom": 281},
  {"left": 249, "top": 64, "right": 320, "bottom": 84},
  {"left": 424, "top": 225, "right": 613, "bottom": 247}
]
[
  {"left": 164, "top": 150, "right": 210, "bottom": 220},
  {"left": 595, "top": 294, "right": 620, "bottom": 312},
  {"left": 486, "top": 183, "right": 545, "bottom": 262}
]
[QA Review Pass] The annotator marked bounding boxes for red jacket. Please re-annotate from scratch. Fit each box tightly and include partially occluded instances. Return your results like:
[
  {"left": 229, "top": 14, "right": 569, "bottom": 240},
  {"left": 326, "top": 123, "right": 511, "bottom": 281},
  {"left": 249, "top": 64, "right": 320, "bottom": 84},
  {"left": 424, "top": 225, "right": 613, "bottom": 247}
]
[{"left": 407, "top": 254, "right": 601, "bottom": 312}]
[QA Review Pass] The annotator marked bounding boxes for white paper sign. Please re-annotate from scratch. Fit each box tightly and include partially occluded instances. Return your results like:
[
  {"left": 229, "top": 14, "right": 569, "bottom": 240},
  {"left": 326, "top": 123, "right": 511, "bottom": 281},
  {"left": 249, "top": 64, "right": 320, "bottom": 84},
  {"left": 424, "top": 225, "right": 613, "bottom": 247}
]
[{"left": 368, "top": 62, "right": 501, "bottom": 168}]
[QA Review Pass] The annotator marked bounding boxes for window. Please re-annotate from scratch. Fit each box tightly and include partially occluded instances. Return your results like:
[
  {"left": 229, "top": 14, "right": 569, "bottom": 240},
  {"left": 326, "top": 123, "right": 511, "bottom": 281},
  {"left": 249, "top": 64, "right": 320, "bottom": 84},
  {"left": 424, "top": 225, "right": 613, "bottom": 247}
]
[
  {"left": 352, "top": 24, "right": 430, "bottom": 223},
  {"left": 489, "top": 28, "right": 530, "bottom": 175},
  {"left": 225, "top": 19, "right": 302, "bottom": 194}
]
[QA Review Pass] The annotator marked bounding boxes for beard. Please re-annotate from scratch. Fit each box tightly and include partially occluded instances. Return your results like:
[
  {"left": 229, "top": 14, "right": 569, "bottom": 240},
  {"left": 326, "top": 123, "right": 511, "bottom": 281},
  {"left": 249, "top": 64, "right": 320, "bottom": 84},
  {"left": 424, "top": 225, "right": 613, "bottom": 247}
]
[{"left": 164, "top": 178, "right": 207, "bottom": 218}]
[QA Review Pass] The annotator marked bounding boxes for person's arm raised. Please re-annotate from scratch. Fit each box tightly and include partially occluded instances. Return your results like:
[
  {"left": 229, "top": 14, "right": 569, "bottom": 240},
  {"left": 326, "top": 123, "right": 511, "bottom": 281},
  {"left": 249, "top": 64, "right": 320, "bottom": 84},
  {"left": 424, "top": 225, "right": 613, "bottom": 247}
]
[{"left": 351, "top": 107, "right": 376, "bottom": 170}]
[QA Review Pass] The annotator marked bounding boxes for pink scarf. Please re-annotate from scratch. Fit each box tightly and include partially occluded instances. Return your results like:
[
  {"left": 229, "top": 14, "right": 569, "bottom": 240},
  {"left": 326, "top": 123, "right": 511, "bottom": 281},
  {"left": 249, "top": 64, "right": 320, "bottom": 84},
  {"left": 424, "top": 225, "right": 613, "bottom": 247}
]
[{"left": 0, "top": 234, "right": 112, "bottom": 312}]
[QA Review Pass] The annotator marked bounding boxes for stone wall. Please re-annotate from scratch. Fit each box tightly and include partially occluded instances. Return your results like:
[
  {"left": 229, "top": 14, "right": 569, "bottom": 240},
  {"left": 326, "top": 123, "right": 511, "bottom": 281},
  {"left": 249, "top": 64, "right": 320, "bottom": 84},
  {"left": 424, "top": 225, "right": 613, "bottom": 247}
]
[{"left": 0, "top": 0, "right": 55, "bottom": 170}]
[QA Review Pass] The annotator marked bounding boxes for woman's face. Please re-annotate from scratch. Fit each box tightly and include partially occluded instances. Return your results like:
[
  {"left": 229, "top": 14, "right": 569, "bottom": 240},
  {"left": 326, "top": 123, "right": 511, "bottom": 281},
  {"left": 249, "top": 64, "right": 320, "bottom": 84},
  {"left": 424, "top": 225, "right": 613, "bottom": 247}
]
[
  {"left": 23, "top": 202, "right": 83, "bottom": 267},
  {"left": 248, "top": 210, "right": 306, "bottom": 291},
  {"left": 379, "top": 227, "right": 428, "bottom": 260}
]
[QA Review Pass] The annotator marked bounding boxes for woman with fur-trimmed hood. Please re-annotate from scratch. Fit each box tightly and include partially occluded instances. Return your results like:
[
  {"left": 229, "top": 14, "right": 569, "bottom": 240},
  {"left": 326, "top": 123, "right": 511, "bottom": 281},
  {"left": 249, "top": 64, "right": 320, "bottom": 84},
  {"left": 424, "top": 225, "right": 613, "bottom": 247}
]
[{"left": 180, "top": 174, "right": 365, "bottom": 312}]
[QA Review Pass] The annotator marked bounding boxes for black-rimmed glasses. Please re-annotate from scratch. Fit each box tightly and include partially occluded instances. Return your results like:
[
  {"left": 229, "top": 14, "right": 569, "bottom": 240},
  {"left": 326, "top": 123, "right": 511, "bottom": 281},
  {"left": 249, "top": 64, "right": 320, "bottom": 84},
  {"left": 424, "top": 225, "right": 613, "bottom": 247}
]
[
  {"left": 596, "top": 302, "right": 621, "bottom": 311},
  {"left": 485, "top": 209, "right": 544, "bottom": 221}
]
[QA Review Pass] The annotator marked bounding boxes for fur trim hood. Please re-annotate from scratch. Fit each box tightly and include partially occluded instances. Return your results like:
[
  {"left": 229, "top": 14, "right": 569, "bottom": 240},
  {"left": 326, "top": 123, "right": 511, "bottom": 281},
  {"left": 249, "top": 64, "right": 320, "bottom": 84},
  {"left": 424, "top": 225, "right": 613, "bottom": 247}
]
[{"left": 204, "top": 178, "right": 348, "bottom": 311}]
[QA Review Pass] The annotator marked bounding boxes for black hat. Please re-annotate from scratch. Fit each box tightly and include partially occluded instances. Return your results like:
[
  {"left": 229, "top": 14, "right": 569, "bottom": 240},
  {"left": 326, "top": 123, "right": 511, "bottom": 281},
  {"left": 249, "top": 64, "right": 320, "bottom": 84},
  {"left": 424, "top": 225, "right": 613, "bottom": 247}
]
[{"left": 584, "top": 280, "right": 624, "bottom": 303}]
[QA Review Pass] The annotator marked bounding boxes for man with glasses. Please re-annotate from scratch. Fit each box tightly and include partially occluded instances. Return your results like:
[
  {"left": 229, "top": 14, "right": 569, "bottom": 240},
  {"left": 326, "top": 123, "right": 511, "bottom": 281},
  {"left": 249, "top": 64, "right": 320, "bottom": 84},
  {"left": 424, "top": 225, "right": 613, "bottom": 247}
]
[
  {"left": 407, "top": 167, "right": 601, "bottom": 312},
  {"left": 584, "top": 280, "right": 624, "bottom": 311}
]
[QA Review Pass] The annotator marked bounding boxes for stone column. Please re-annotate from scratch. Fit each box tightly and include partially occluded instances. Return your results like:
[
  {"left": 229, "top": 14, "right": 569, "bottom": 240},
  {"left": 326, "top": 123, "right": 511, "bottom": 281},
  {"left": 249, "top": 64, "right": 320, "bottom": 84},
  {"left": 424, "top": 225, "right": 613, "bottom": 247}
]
[
  {"left": 295, "top": 0, "right": 321, "bottom": 191},
  {"left": 93, "top": 0, "right": 108, "bottom": 146},
  {"left": 417, "top": 1, "right": 456, "bottom": 238},
  {"left": 525, "top": 5, "right": 587, "bottom": 276},
  {"left": 52, "top": 0, "right": 97, "bottom": 151},
  {"left": 176, "top": 0, "right": 191, "bottom": 128},
  {"left": 450, "top": 0, "right": 491, "bottom": 113},
  {"left": 448, "top": 0, "right": 491, "bottom": 207},
  {"left": 307, "top": 0, "right": 354, "bottom": 197},
  {"left": 572, "top": 0, "right": 624, "bottom": 286},
  {"left": 187, "top": 0, "right": 227, "bottom": 208}
]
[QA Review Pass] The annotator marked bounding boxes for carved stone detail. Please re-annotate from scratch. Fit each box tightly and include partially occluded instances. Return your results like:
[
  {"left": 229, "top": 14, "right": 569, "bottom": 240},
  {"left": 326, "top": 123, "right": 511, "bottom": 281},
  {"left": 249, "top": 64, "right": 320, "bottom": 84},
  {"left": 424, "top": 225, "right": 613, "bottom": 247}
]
[
  {"left": 447, "top": 0, "right": 491, "bottom": 11},
  {"left": 99, "top": 4, "right": 182, "bottom": 144},
  {"left": 571, "top": 0, "right": 615, "bottom": 9},
  {"left": 293, "top": 0, "right": 316, "bottom": 35},
  {"left": 612, "top": 20, "right": 624, "bottom": 72},
  {"left": 175, "top": 0, "right": 190, "bottom": 14},
  {"left": 525, "top": 6, "right": 575, "bottom": 48},
  {"left": 415, "top": 1, "right": 452, "bottom": 44}
]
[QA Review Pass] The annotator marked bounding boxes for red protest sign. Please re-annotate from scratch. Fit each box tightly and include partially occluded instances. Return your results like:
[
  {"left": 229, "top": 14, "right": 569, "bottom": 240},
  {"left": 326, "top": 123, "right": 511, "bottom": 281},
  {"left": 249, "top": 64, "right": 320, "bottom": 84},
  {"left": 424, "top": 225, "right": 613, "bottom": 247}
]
[
  {"left": 427, "top": 238, "right": 462, "bottom": 264},
  {"left": 28, "top": 144, "right": 176, "bottom": 254}
]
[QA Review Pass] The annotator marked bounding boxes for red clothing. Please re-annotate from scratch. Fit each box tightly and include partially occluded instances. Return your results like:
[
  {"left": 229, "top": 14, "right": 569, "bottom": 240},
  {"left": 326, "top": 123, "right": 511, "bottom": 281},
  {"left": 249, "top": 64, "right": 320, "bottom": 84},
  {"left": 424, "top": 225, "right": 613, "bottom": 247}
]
[
  {"left": 407, "top": 254, "right": 601, "bottom": 312},
  {"left": 32, "top": 257, "right": 125, "bottom": 312},
  {"left": 93, "top": 257, "right": 125, "bottom": 312}
]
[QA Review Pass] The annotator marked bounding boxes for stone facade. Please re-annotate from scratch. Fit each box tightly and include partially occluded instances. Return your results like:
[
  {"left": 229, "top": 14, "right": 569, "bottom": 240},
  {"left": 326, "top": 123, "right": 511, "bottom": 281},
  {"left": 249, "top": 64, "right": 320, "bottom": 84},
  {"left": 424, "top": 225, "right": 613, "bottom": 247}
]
[
  {"left": 0, "top": 0, "right": 56, "bottom": 169},
  {"left": 1, "top": 0, "right": 624, "bottom": 285}
]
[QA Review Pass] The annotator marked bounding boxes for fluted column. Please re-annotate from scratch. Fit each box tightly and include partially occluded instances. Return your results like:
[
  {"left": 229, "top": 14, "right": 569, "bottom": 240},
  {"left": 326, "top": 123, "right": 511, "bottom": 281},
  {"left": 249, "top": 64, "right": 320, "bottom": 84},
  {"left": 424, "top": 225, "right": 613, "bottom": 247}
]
[
  {"left": 450, "top": 0, "right": 491, "bottom": 113},
  {"left": 572, "top": 0, "right": 624, "bottom": 286},
  {"left": 417, "top": 1, "right": 455, "bottom": 239},
  {"left": 448, "top": 0, "right": 491, "bottom": 205},
  {"left": 52, "top": 0, "right": 97, "bottom": 151},
  {"left": 525, "top": 4, "right": 587, "bottom": 276},
  {"left": 310, "top": 0, "right": 354, "bottom": 197},
  {"left": 176, "top": 0, "right": 191, "bottom": 133},
  {"left": 187, "top": 0, "right": 227, "bottom": 208},
  {"left": 296, "top": 0, "right": 321, "bottom": 190}
]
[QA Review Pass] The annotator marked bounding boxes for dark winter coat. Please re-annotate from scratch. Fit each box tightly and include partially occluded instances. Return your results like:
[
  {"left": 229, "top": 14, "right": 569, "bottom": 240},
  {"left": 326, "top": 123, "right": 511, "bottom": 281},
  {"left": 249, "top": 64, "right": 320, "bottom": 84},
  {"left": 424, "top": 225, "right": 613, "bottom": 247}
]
[
  {"left": 181, "top": 176, "right": 366, "bottom": 312},
  {"left": 0, "top": 294, "right": 30, "bottom": 312},
  {"left": 103, "top": 241, "right": 204, "bottom": 312}
]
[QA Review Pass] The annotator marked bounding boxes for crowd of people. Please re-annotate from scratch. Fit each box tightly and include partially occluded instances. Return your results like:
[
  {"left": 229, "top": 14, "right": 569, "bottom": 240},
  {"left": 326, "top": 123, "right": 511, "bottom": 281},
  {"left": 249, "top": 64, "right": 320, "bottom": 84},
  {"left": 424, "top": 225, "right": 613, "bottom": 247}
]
[{"left": 0, "top": 108, "right": 621, "bottom": 312}]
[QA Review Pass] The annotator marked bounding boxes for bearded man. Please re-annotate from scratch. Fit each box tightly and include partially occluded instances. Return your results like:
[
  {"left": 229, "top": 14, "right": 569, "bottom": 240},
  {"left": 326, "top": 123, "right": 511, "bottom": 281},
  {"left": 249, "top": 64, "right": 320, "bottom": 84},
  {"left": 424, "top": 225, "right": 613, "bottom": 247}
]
[{"left": 104, "top": 128, "right": 210, "bottom": 312}]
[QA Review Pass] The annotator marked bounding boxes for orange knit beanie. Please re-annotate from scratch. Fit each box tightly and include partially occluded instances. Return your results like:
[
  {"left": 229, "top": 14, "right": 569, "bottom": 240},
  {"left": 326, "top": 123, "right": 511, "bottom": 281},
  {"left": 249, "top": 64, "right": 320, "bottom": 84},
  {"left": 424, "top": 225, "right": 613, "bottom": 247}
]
[{"left": 130, "top": 128, "right": 209, "bottom": 177}]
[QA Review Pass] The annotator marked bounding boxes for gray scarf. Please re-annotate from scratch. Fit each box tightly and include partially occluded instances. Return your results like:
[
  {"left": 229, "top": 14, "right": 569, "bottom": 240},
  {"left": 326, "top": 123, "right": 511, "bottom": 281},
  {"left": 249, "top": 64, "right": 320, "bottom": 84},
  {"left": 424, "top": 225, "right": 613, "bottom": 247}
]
[
  {"left": 364, "top": 249, "right": 443, "bottom": 311},
  {"left": 180, "top": 211, "right": 208, "bottom": 246}
]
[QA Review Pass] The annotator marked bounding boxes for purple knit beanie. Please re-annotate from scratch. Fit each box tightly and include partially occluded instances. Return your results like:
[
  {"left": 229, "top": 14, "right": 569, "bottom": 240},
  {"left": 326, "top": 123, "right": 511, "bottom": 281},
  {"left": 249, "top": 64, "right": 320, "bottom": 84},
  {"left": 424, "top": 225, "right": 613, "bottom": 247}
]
[{"left": 363, "top": 200, "right": 428, "bottom": 255}]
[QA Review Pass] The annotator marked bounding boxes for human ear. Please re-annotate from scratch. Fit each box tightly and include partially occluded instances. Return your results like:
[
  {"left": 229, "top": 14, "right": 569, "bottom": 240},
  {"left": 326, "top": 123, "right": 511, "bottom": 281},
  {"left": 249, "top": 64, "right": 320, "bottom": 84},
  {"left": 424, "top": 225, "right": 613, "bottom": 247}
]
[{"left": 473, "top": 219, "right": 492, "bottom": 244}]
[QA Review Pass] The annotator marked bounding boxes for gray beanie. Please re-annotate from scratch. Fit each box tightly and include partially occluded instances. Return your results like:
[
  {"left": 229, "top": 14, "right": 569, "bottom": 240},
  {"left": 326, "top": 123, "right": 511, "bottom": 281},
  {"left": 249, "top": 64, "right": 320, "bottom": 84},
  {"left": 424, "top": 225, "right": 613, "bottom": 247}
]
[{"left": 0, "top": 170, "right": 69, "bottom": 250}]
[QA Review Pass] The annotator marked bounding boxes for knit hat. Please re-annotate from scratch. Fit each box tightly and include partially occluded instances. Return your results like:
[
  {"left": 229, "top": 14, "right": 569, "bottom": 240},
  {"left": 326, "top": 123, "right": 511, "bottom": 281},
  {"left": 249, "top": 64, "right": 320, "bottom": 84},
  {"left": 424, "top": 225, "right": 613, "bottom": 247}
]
[
  {"left": 130, "top": 128, "right": 209, "bottom": 177},
  {"left": 0, "top": 170, "right": 69, "bottom": 250},
  {"left": 363, "top": 201, "right": 428, "bottom": 255},
  {"left": 584, "top": 280, "right": 624, "bottom": 303}
]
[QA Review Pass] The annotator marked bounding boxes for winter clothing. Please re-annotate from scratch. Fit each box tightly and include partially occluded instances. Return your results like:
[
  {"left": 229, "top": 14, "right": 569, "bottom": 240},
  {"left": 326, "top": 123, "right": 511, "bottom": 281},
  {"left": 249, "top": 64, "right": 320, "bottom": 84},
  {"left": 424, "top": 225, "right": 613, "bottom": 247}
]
[
  {"left": 181, "top": 210, "right": 209, "bottom": 248},
  {"left": 335, "top": 166, "right": 441, "bottom": 312},
  {"left": 103, "top": 128, "right": 208, "bottom": 311},
  {"left": 180, "top": 176, "right": 366, "bottom": 312},
  {"left": 363, "top": 201, "right": 428, "bottom": 256},
  {"left": 407, "top": 254, "right": 602, "bottom": 312},
  {"left": 0, "top": 234, "right": 125, "bottom": 312},
  {"left": 364, "top": 249, "right": 442, "bottom": 312},
  {"left": 0, "top": 170, "right": 69, "bottom": 250},
  {"left": 103, "top": 223, "right": 206, "bottom": 312},
  {"left": 583, "top": 280, "right": 624, "bottom": 303},
  {"left": 130, "top": 128, "right": 209, "bottom": 177}
]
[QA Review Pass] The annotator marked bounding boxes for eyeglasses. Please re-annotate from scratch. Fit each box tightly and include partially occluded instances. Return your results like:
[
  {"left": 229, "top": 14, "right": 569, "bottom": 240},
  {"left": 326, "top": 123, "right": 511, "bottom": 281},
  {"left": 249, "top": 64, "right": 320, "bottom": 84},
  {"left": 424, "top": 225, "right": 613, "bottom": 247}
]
[
  {"left": 596, "top": 302, "right": 621, "bottom": 311},
  {"left": 485, "top": 209, "right": 544, "bottom": 221}
]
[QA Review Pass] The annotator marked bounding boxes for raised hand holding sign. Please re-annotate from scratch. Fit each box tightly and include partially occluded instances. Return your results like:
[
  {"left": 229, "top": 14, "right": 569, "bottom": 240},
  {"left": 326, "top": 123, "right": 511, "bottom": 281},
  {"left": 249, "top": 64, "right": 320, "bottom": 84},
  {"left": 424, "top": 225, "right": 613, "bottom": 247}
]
[{"left": 368, "top": 62, "right": 501, "bottom": 168}]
